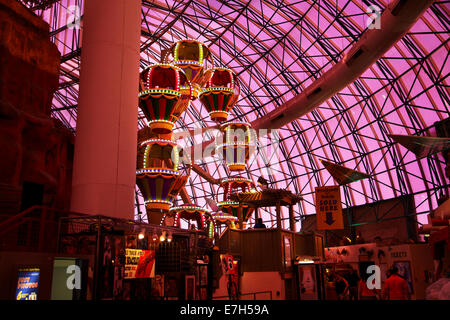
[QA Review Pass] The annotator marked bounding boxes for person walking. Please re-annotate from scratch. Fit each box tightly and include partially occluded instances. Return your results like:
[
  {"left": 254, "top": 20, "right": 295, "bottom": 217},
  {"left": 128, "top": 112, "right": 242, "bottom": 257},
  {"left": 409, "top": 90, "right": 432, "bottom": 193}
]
[
  {"left": 346, "top": 268, "right": 360, "bottom": 300},
  {"left": 383, "top": 266, "right": 410, "bottom": 300},
  {"left": 334, "top": 273, "right": 349, "bottom": 300}
]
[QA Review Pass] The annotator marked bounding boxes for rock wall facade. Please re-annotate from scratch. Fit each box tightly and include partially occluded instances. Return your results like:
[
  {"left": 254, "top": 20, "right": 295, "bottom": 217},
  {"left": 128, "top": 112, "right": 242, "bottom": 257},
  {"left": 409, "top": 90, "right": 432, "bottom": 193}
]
[{"left": 0, "top": 0, "right": 73, "bottom": 213}]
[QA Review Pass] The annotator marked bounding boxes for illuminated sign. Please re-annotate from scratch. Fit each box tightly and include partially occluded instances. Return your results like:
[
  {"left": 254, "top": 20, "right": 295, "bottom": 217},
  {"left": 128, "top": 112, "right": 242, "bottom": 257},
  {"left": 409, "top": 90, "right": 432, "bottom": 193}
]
[{"left": 16, "top": 268, "right": 40, "bottom": 300}]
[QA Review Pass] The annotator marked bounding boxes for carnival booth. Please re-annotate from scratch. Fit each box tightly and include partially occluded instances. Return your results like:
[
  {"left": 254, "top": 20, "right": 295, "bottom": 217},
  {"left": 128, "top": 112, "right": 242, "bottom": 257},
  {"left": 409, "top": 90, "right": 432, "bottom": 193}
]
[
  {"left": 323, "top": 242, "right": 434, "bottom": 300},
  {"left": 55, "top": 214, "right": 213, "bottom": 300},
  {"left": 212, "top": 227, "right": 324, "bottom": 300}
]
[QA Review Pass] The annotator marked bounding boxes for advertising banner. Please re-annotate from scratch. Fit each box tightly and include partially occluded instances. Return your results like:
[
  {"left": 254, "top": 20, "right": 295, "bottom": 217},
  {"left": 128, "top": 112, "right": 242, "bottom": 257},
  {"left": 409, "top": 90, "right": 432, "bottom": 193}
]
[
  {"left": 16, "top": 268, "right": 40, "bottom": 300},
  {"left": 298, "top": 265, "right": 318, "bottom": 300},
  {"left": 124, "top": 249, "right": 155, "bottom": 279},
  {"left": 315, "top": 186, "right": 344, "bottom": 230}
]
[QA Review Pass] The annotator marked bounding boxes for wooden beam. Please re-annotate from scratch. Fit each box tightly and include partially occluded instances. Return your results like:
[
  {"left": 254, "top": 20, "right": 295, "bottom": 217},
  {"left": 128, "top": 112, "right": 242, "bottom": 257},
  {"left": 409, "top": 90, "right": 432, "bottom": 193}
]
[
  {"left": 276, "top": 201, "right": 281, "bottom": 229},
  {"left": 238, "top": 205, "right": 243, "bottom": 230},
  {"left": 289, "top": 205, "right": 295, "bottom": 232}
]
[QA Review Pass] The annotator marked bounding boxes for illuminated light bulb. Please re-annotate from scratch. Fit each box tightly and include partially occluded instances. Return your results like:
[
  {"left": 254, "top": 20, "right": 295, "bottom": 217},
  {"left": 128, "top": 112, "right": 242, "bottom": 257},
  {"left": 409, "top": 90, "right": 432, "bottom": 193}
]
[
  {"left": 138, "top": 233, "right": 145, "bottom": 240},
  {"left": 198, "top": 42, "right": 203, "bottom": 62},
  {"left": 167, "top": 233, "right": 173, "bottom": 243},
  {"left": 160, "top": 232, "right": 166, "bottom": 242},
  {"left": 174, "top": 42, "right": 180, "bottom": 61}
]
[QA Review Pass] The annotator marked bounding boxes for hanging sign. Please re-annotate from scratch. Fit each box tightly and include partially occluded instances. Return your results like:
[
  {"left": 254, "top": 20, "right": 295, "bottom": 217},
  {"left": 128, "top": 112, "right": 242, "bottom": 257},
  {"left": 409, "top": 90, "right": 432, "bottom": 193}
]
[
  {"left": 16, "top": 268, "right": 40, "bottom": 300},
  {"left": 124, "top": 249, "right": 155, "bottom": 279},
  {"left": 315, "top": 186, "right": 344, "bottom": 230}
]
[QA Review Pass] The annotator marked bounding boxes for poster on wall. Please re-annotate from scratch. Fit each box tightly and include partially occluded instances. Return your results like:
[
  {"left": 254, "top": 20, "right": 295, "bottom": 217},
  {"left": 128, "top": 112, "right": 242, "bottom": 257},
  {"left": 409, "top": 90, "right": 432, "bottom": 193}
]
[
  {"left": 283, "top": 236, "right": 292, "bottom": 269},
  {"left": 298, "top": 265, "right": 317, "bottom": 300},
  {"left": 198, "top": 265, "right": 208, "bottom": 286},
  {"left": 152, "top": 275, "right": 164, "bottom": 299},
  {"left": 165, "top": 277, "right": 179, "bottom": 300},
  {"left": 185, "top": 275, "right": 195, "bottom": 300},
  {"left": 394, "top": 261, "right": 414, "bottom": 294},
  {"left": 220, "top": 254, "right": 237, "bottom": 275},
  {"left": 124, "top": 249, "right": 155, "bottom": 279},
  {"left": 315, "top": 186, "right": 344, "bottom": 230},
  {"left": 100, "top": 234, "right": 114, "bottom": 299},
  {"left": 196, "top": 265, "right": 208, "bottom": 300},
  {"left": 200, "top": 287, "right": 208, "bottom": 300},
  {"left": 16, "top": 268, "right": 40, "bottom": 300},
  {"left": 113, "top": 265, "right": 124, "bottom": 299}
]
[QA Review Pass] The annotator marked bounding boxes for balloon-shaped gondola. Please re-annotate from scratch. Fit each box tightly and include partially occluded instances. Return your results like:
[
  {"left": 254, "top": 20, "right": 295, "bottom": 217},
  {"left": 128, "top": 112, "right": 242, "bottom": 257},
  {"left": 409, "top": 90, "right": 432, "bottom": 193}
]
[
  {"left": 164, "top": 39, "right": 214, "bottom": 100},
  {"left": 139, "top": 64, "right": 192, "bottom": 134},
  {"left": 136, "top": 138, "right": 189, "bottom": 224},
  {"left": 198, "top": 67, "right": 240, "bottom": 122}
]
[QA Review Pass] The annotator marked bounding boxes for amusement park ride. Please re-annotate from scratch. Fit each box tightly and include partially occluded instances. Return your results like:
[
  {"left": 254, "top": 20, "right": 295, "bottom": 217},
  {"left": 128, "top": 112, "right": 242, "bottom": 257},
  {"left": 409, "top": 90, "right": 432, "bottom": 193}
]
[{"left": 136, "top": 38, "right": 285, "bottom": 237}]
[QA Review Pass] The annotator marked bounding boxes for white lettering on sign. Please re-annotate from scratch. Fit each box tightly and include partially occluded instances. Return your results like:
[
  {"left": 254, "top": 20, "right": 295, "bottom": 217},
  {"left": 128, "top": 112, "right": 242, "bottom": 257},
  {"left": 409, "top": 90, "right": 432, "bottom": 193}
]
[
  {"left": 391, "top": 252, "right": 407, "bottom": 258},
  {"left": 66, "top": 265, "right": 81, "bottom": 290},
  {"left": 366, "top": 265, "right": 381, "bottom": 290}
]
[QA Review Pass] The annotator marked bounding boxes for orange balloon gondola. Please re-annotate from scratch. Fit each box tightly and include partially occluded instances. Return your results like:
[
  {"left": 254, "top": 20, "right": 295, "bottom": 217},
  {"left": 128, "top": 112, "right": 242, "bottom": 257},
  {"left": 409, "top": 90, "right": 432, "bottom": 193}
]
[
  {"left": 198, "top": 67, "right": 240, "bottom": 122},
  {"left": 211, "top": 211, "right": 239, "bottom": 230},
  {"left": 216, "top": 121, "right": 256, "bottom": 171},
  {"left": 139, "top": 64, "right": 191, "bottom": 134},
  {"left": 136, "top": 138, "right": 189, "bottom": 224},
  {"left": 164, "top": 39, "right": 214, "bottom": 99}
]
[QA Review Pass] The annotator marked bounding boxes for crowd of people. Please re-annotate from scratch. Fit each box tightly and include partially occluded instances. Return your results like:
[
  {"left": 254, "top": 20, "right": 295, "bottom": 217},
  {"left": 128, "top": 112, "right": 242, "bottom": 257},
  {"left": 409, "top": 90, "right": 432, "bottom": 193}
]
[{"left": 332, "top": 266, "right": 410, "bottom": 300}]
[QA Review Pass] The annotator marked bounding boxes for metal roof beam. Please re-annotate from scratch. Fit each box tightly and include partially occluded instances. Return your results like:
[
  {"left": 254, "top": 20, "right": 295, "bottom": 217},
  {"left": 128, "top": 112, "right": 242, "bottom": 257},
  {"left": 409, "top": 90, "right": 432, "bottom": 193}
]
[{"left": 251, "top": 0, "right": 435, "bottom": 130}]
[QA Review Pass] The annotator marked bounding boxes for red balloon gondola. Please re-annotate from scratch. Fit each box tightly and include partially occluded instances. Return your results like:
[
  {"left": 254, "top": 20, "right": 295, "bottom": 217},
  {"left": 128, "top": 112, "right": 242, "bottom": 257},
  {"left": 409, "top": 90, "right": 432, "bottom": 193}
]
[
  {"left": 198, "top": 67, "right": 240, "bottom": 122},
  {"left": 167, "top": 204, "right": 210, "bottom": 230},
  {"left": 216, "top": 177, "right": 256, "bottom": 228},
  {"left": 220, "top": 177, "right": 255, "bottom": 201},
  {"left": 139, "top": 64, "right": 191, "bottom": 134}
]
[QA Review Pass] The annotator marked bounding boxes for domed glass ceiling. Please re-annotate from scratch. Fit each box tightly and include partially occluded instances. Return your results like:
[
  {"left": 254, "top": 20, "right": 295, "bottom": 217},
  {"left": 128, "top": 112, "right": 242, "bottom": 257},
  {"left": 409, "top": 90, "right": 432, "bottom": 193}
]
[{"left": 25, "top": 0, "right": 450, "bottom": 230}]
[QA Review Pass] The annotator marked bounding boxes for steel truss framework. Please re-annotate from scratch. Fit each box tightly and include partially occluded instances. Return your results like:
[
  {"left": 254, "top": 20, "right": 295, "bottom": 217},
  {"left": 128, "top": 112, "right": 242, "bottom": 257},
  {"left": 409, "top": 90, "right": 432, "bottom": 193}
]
[{"left": 22, "top": 0, "right": 450, "bottom": 233}]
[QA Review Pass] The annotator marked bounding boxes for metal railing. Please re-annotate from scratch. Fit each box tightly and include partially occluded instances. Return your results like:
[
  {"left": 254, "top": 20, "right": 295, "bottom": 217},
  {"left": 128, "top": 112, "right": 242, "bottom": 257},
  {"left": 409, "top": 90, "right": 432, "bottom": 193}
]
[{"left": 212, "top": 290, "right": 273, "bottom": 300}]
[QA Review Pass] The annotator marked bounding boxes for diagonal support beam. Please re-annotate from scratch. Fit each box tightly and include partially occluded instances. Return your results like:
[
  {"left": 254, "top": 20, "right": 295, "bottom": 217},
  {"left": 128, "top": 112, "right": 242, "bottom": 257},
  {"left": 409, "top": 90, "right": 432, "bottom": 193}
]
[
  {"left": 251, "top": 0, "right": 435, "bottom": 130},
  {"left": 192, "top": 164, "right": 221, "bottom": 185},
  {"left": 186, "top": 0, "right": 435, "bottom": 166}
]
